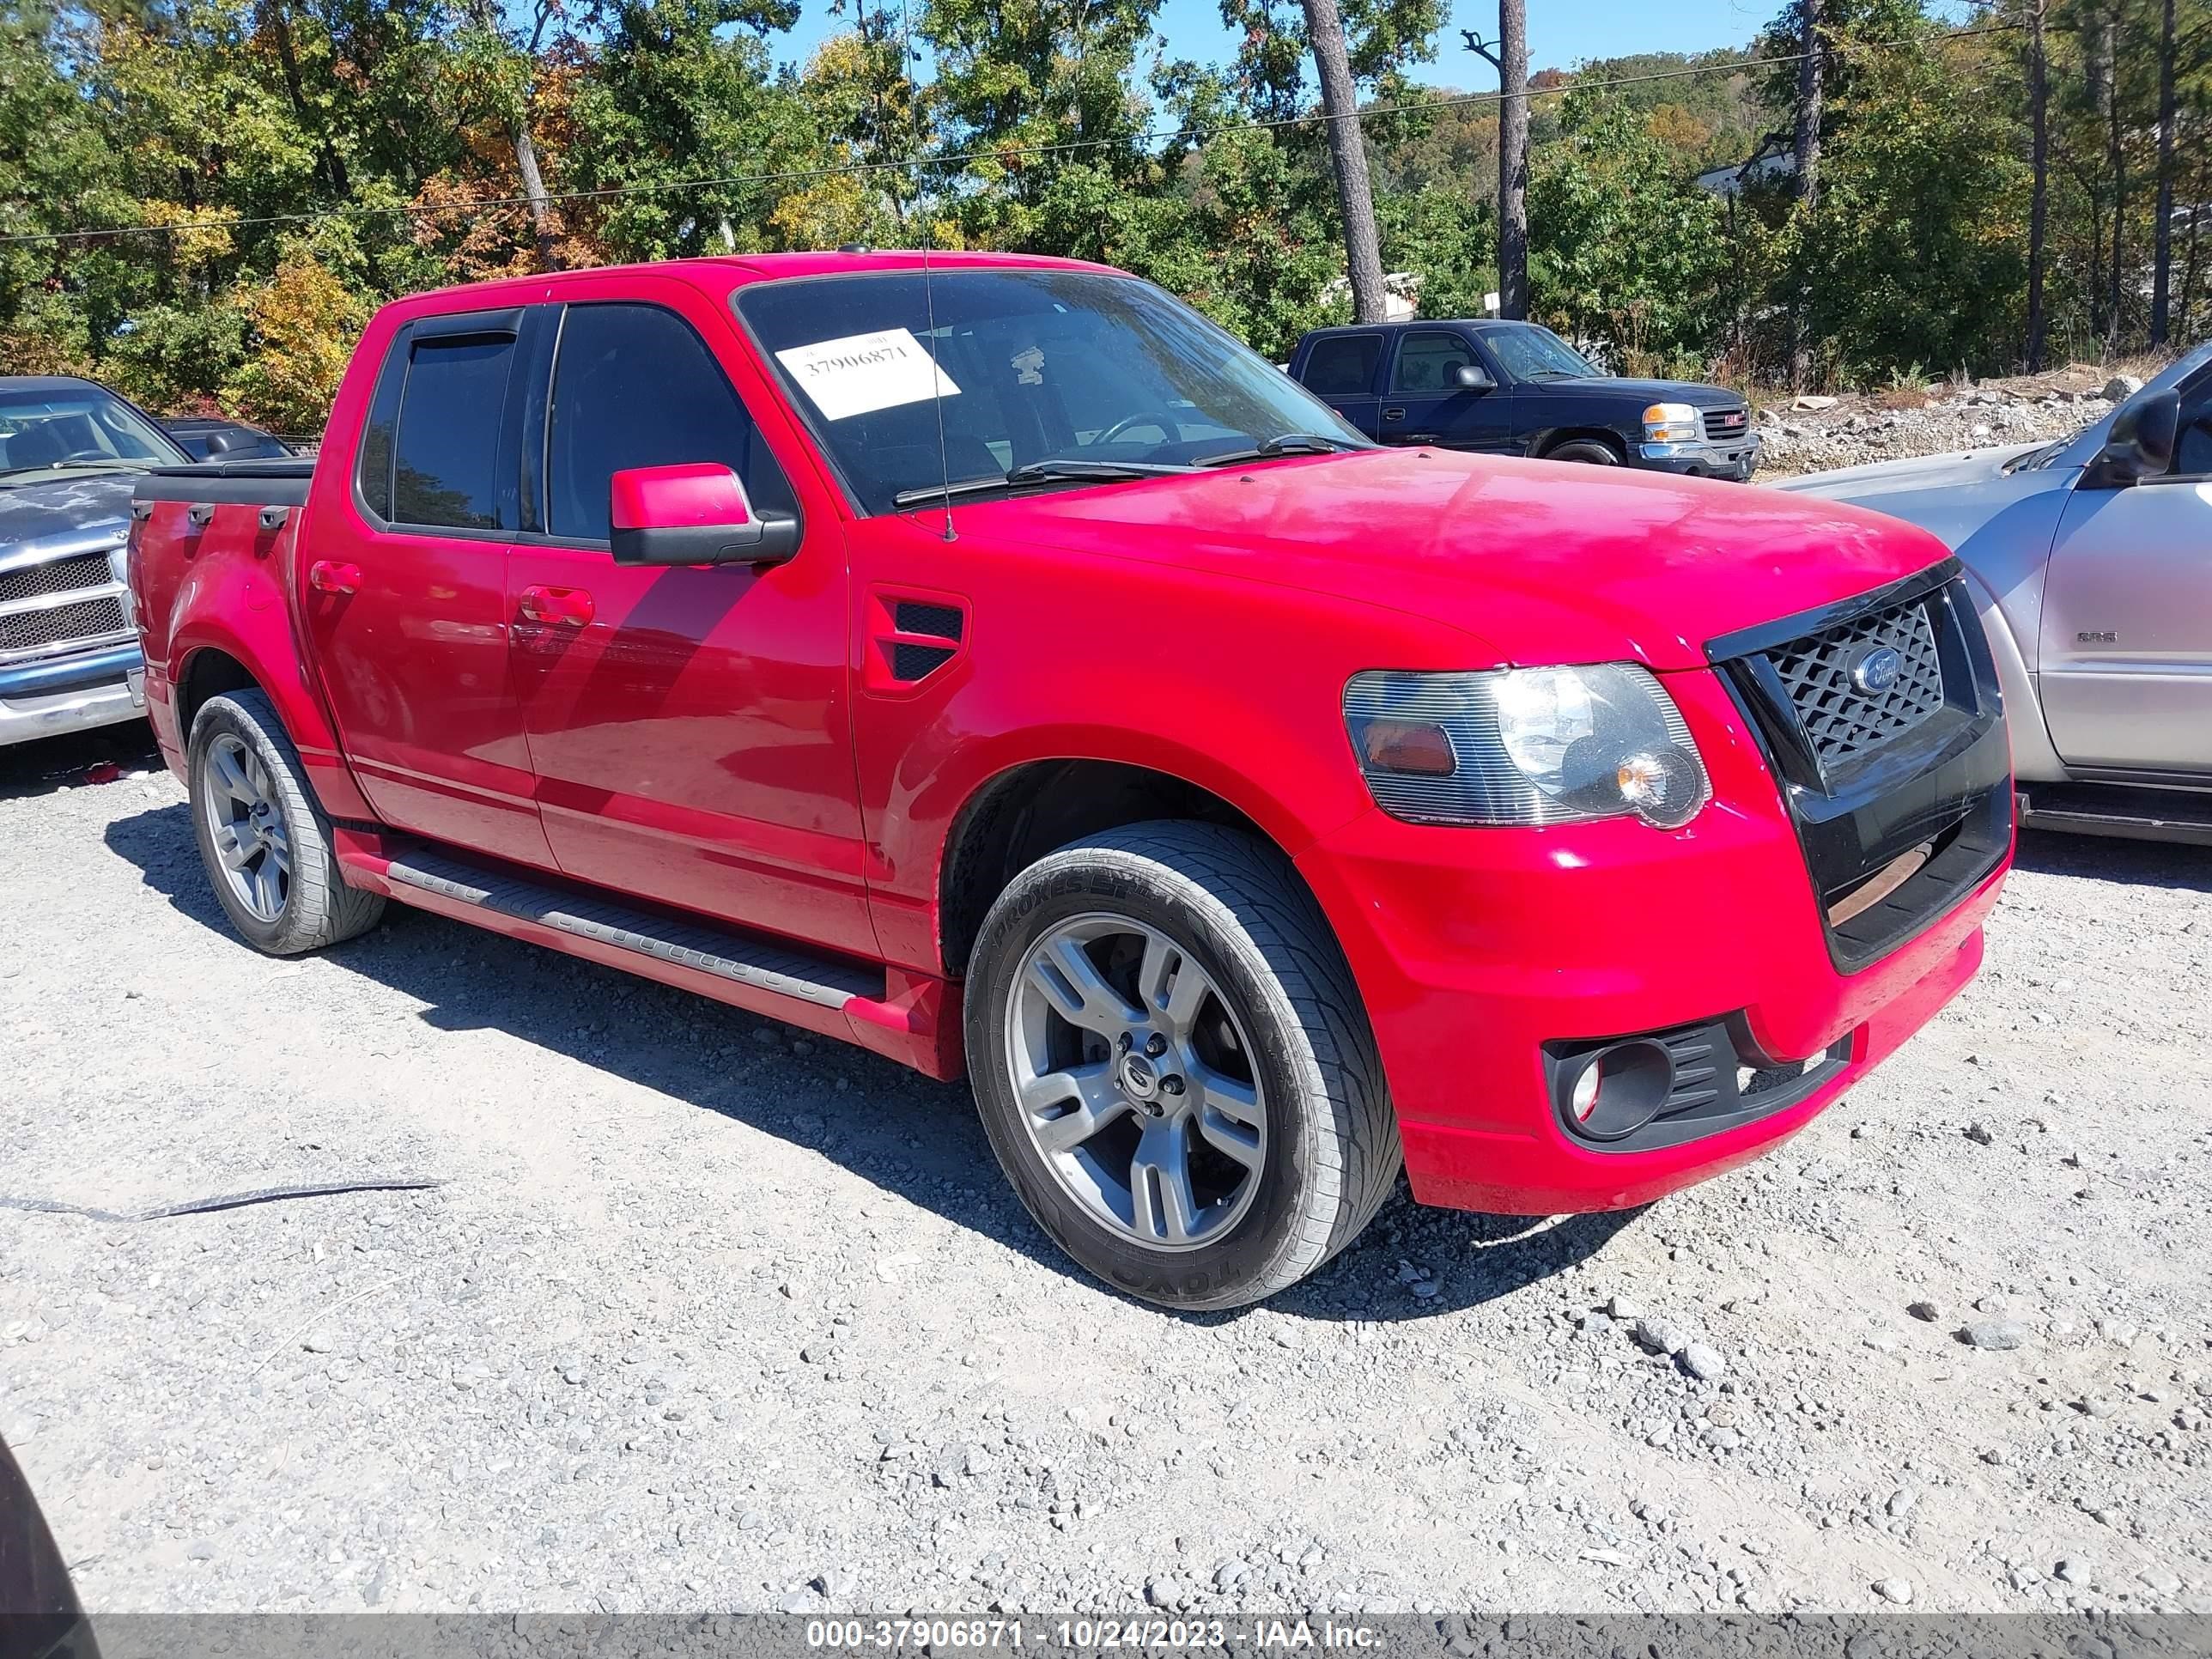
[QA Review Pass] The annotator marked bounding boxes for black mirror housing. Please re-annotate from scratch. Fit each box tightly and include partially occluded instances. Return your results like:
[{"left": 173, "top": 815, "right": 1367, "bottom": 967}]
[
  {"left": 611, "top": 514, "right": 802, "bottom": 568},
  {"left": 2093, "top": 388, "right": 2181, "bottom": 486}
]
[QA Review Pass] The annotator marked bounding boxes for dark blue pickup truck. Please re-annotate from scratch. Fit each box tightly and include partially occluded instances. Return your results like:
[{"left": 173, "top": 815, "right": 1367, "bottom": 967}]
[{"left": 1287, "top": 319, "right": 1759, "bottom": 480}]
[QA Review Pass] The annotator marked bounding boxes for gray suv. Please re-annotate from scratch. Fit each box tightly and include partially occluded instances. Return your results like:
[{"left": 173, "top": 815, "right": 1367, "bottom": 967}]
[
  {"left": 1778, "top": 344, "right": 2212, "bottom": 846},
  {"left": 0, "top": 376, "right": 188, "bottom": 746}
]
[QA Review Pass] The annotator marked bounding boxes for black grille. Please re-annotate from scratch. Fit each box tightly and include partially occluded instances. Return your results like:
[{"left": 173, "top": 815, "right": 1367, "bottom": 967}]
[
  {"left": 1701, "top": 406, "right": 1751, "bottom": 442},
  {"left": 1765, "top": 595, "right": 1945, "bottom": 769},
  {"left": 0, "top": 593, "right": 129, "bottom": 653},
  {"left": 895, "top": 601, "right": 963, "bottom": 641},
  {"left": 0, "top": 552, "right": 113, "bottom": 605},
  {"left": 890, "top": 641, "right": 956, "bottom": 680}
]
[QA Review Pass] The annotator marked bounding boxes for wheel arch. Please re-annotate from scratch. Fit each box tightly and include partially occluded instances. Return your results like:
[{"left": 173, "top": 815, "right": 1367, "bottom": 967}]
[
  {"left": 1536, "top": 427, "right": 1630, "bottom": 460},
  {"left": 1960, "top": 562, "right": 2066, "bottom": 782},
  {"left": 933, "top": 750, "right": 1334, "bottom": 981},
  {"left": 168, "top": 612, "right": 375, "bottom": 823}
]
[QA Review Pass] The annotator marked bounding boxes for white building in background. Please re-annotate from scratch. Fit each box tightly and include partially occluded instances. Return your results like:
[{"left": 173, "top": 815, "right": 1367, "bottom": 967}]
[{"left": 1319, "top": 270, "right": 1422, "bottom": 321}]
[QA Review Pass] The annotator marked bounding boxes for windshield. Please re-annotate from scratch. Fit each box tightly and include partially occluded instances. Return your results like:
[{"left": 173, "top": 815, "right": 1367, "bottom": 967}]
[
  {"left": 0, "top": 384, "right": 187, "bottom": 479},
  {"left": 1486, "top": 325, "right": 1598, "bottom": 381},
  {"left": 735, "top": 269, "right": 1373, "bottom": 516}
]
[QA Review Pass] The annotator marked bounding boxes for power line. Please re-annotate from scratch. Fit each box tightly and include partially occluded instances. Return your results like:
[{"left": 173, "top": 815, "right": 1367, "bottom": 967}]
[{"left": 0, "top": 21, "right": 2025, "bottom": 250}]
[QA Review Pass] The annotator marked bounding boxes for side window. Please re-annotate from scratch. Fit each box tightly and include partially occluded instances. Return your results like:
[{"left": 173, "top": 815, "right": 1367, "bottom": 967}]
[
  {"left": 1302, "top": 335, "right": 1382, "bottom": 397},
  {"left": 545, "top": 303, "right": 794, "bottom": 542},
  {"left": 1389, "top": 331, "right": 1478, "bottom": 394},
  {"left": 392, "top": 336, "right": 515, "bottom": 529},
  {"left": 2175, "top": 378, "right": 2212, "bottom": 478},
  {"left": 356, "top": 331, "right": 408, "bottom": 520}
]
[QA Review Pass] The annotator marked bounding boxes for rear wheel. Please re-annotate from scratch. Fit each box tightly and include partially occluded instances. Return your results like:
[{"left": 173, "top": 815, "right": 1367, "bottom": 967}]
[
  {"left": 1547, "top": 437, "right": 1625, "bottom": 465},
  {"left": 187, "top": 689, "right": 385, "bottom": 955},
  {"left": 964, "top": 822, "right": 1399, "bottom": 1310}
]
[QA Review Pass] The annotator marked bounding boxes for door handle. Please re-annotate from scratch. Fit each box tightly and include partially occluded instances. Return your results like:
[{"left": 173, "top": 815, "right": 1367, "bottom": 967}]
[
  {"left": 307, "top": 561, "right": 361, "bottom": 595},
  {"left": 1382, "top": 408, "right": 1407, "bottom": 421},
  {"left": 520, "top": 584, "right": 594, "bottom": 627}
]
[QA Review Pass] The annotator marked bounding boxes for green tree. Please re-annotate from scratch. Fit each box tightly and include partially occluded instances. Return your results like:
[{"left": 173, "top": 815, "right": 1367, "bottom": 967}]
[{"left": 1525, "top": 90, "right": 1729, "bottom": 373}]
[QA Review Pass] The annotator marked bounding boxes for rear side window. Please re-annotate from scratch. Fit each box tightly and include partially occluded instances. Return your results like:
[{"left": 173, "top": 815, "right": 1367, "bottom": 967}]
[
  {"left": 1302, "top": 335, "right": 1382, "bottom": 396},
  {"left": 1389, "top": 331, "right": 1479, "bottom": 393},
  {"left": 356, "top": 334, "right": 405, "bottom": 520},
  {"left": 392, "top": 337, "right": 515, "bottom": 528},
  {"left": 545, "top": 303, "right": 793, "bottom": 542}
]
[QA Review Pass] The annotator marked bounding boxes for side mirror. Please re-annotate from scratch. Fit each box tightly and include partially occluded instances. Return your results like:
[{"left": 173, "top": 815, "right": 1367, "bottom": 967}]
[
  {"left": 1454, "top": 363, "right": 1496, "bottom": 392},
  {"left": 201, "top": 429, "right": 238, "bottom": 456},
  {"left": 608, "top": 463, "right": 801, "bottom": 567},
  {"left": 2091, "top": 388, "right": 2180, "bottom": 487}
]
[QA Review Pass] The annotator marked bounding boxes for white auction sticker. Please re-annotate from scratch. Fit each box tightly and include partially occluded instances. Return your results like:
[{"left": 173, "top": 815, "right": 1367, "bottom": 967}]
[{"left": 775, "top": 328, "right": 961, "bottom": 422}]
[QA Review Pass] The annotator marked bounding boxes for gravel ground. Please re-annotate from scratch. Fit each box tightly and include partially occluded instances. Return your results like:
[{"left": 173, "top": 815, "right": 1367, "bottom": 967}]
[{"left": 3, "top": 724, "right": 2209, "bottom": 1619}]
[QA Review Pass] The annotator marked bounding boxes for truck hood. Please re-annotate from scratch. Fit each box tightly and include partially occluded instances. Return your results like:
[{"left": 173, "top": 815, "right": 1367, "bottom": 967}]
[
  {"left": 0, "top": 470, "right": 137, "bottom": 553},
  {"left": 1531, "top": 377, "right": 1741, "bottom": 408},
  {"left": 975, "top": 447, "right": 1952, "bottom": 671}
]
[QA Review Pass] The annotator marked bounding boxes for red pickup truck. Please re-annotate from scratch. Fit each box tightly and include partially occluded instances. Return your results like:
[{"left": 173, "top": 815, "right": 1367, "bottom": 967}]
[{"left": 129, "top": 252, "right": 2013, "bottom": 1309}]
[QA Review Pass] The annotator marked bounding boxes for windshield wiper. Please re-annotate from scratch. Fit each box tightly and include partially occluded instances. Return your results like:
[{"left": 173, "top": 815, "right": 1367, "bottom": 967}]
[
  {"left": 892, "top": 458, "right": 1188, "bottom": 509},
  {"left": 2, "top": 458, "right": 157, "bottom": 478},
  {"left": 1194, "top": 432, "right": 1361, "bottom": 467}
]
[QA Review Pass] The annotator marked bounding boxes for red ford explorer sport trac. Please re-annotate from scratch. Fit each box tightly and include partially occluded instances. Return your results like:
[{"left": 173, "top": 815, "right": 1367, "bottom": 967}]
[{"left": 127, "top": 252, "right": 2013, "bottom": 1308}]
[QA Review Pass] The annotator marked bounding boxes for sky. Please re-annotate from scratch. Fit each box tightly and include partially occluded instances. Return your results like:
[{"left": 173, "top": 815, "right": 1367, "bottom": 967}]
[{"left": 771, "top": 0, "right": 1791, "bottom": 89}]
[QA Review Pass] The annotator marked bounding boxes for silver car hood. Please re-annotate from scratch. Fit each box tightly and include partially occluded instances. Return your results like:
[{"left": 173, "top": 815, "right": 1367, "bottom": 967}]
[
  {"left": 1773, "top": 441, "right": 2053, "bottom": 502},
  {"left": 1769, "top": 444, "right": 2078, "bottom": 557}
]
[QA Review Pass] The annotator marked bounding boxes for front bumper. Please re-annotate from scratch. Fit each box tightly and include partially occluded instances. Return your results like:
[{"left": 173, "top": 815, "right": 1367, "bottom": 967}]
[
  {"left": 1295, "top": 657, "right": 2008, "bottom": 1215},
  {"left": 0, "top": 644, "right": 147, "bottom": 747},
  {"left": 1638, "top": 435, "right": 1760, "bottom": 479}
]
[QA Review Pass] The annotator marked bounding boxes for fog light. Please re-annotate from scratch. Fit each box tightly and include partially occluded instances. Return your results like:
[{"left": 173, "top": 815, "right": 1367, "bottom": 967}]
[{"left": 1560, "top": 1038, "right": 1677, "bottom": 1142}]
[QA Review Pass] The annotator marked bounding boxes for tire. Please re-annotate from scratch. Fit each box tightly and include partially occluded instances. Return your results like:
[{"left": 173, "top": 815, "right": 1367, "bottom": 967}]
[
  {"left": 963, "top": 821, "right": 1400, "bottom": 1310},
  {"left": 1546, "top": 437, "right": 1625, "bottom": 465},
  {"left": 186, "top": 688, "right": 385, "bottom": 955}
]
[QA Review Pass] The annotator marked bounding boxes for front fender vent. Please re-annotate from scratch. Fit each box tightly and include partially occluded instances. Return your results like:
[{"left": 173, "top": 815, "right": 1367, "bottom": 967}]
[
  {"left": 890, "top": 601, "right": 962, "bottom": 680},
  {"left": 868, "top": 591, "right": 969, "bottom": 692}
]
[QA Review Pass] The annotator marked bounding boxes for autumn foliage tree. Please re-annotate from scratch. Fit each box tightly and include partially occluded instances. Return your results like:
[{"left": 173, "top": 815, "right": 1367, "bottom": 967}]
[{"left": 0, "top": 0, "right": 2205, "bottom": 422}]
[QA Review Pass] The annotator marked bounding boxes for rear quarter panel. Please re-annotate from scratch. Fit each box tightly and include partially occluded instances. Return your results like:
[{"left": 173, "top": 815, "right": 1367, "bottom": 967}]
[{"left": 135, "top": 495, "right": 375, "bottom": 821}]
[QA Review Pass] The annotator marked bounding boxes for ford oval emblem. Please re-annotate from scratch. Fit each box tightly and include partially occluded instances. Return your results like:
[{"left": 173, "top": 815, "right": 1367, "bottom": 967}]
[{"left": 1850, "top": 645, "right": 1904, "bottom": 695}]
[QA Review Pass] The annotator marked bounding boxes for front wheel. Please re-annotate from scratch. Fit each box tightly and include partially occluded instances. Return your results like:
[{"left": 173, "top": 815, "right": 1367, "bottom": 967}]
[
  {"left": 963, "top": 822, "right": 1399, "bottom": 1310},
  {"left": 187, "top": 689, "right": 385, "bottom": 955}
]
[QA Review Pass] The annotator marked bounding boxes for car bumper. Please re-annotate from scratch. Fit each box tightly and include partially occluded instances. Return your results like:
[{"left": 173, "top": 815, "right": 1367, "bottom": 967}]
[
  {"left": 1638, "top": 436, "right": 1760, "bottom": 479},
  {"left": 0, "top": 644, "right": 147, "bottom": 747},
  {"left": 1294, "top": 662, "right": 2009, "bottom": 1215}
]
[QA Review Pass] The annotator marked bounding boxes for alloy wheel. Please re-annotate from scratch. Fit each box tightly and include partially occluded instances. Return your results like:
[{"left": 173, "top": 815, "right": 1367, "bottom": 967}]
[
  {"left": 1004, "top": 913, "right": 1267, "bottom": 1250},
  {"left": 200, "top": 732, "right": 291, "bottom": 923}
]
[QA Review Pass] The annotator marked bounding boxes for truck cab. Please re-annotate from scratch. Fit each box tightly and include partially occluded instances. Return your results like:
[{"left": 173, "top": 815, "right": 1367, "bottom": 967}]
[{"left": 1288, "top": 319, "right": 1759, "bottom": 479}]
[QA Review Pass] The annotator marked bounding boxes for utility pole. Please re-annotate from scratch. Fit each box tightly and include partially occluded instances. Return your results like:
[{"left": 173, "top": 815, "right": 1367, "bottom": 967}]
[{"left": 1463, "top": 0, "right": 1528, "bottom": 319}]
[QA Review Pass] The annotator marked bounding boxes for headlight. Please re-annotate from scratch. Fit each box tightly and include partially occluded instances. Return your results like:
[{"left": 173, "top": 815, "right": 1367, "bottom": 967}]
[
  {"left": 1344, "top": 665, "right": 1712, "bottom": 830},
  {"left": 1643, "top": 402, "right": 1700, "bottom": 442}
]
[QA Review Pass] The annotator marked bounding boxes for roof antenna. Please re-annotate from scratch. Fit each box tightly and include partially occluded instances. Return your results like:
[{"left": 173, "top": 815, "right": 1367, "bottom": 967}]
[
  {"left": 920, "top": 241, "right": 957, "bottom": 543},
  {"left": 896, "top": 0, "right": 954, "bottom": 542}
]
